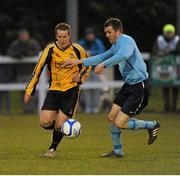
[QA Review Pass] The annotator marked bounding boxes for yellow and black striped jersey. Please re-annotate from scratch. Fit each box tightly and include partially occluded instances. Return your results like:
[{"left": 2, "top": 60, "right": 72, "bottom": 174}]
[{"left": 25, "top": 42, "right": 91, "bottom": 96}]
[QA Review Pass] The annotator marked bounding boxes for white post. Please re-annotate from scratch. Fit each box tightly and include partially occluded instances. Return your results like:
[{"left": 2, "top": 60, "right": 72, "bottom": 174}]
[
  {"left": 66, "top": 0, "right": 78, "bottom": 41},
  {"left": 0, "top": 53, "right": 150, "bottom": 113}
]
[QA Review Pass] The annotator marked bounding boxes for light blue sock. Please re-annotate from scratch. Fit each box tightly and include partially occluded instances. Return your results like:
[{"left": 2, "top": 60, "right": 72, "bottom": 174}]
[
  {"left": 110, "top": 124, "right": 124, "bottom": 156},
  {"left": 127, "top": 118, "right": 156, "bottom": 130}
]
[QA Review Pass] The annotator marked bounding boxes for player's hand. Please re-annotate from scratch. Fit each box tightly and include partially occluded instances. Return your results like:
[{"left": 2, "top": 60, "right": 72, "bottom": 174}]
[
  {"left": 65, "top": 60, "right": 82, "bottom": 68},
  {"left": 94, "top": 63, "right": 105, "bottom": 74},
  {"left": 72, "top": 73, "right": 81, "bottom": 83},
  {"left": 24, "top": 93, "right": 31, "bottom": 104}
]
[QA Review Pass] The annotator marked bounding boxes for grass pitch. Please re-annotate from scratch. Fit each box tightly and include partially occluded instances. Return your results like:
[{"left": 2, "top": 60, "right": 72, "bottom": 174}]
[{"left": 0, "top": 112, "right": 180, "bottom": 174}]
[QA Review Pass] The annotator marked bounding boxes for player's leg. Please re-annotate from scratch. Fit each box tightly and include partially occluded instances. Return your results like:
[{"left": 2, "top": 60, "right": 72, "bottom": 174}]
[
  {"left": 101, "top": 103, "right": 124, "bottom": 158},
  {"left": 114, "top": 81, "right": 160, "bottom": 145},
  {"left": 114, "top": 110, "right": 157, "bottom": 130},
  {"left": 114, "top": 111, "right": 160, "bottom": 145},
  {"left": 40, "top": 90, "right": 60, "bottom": 130},
  {"left": 46, "top": 110, "right": 69, "bottom": 156},
  {"left": 40, "top": 110, "right": 58, "bottom": 157},
  {"left": 46, "top": 87, "right": 80, "bottom": 157},
  {"left": 40, "top": 90, "right": 61, "bottom": 157},
  {"left": 101, "top": 84, "right": 130, "bottom": 158},
  {"left": 40, "top": 110, "right": 57, "bottom": 130}
]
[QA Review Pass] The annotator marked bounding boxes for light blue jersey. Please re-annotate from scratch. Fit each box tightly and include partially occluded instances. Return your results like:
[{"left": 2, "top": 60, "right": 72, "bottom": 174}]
[{"left": 83, "top": 34, "right": 148, "bottom": 84}]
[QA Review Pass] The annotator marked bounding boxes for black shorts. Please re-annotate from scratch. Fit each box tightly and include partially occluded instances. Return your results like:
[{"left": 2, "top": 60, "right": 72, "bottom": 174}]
[
  {"left": 114, "top": 80, "right": 150, "bottom": 116},
  {"left": 41, "top": 87, "right": 79, "bottom": 117}
]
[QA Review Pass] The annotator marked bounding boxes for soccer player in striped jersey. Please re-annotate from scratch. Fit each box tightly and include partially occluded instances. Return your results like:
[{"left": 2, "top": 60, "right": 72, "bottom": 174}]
[
  {"left": 24, "top": 23, "right": 91, "bottom": 157},
  {"left": 65, "top": 18, "right": 160, "bottom": 158}
]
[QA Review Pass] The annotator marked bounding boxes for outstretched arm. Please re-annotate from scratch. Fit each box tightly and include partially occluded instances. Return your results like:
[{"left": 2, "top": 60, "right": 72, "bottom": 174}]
[
  {"left": 94, "top": 40, "right": 134, "bottom": 74},
  {"left": 102, "top": 41, "right": 134, "bottom": 68},
  {"left": 65, "top": 47, "right": 113, "bottom": 67}
]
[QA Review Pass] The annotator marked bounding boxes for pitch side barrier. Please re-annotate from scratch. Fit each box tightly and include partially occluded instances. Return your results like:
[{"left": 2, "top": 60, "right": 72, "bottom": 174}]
[{"left": 0, "top": 53, "right": 150, "bottom": 111}]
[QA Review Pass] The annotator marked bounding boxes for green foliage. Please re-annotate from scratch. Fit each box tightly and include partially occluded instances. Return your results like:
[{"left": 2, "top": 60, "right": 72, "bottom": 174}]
[{"left": 0, "top": 112, "right": 180, "bottom": 174}]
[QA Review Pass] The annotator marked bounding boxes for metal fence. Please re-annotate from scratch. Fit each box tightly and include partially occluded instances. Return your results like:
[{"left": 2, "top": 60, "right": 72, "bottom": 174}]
[{"left": 0, "top": 53, "right": 150, "bottom": 112}]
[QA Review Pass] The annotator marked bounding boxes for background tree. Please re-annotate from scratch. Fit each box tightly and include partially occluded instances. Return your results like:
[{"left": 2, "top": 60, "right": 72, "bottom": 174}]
[{"left": 0, "top": 0, "right": 176, "bottom": 54}]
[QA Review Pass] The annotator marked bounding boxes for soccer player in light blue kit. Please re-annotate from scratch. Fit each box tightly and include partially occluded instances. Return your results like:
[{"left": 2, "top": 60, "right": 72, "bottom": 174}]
[{"left": 65, "top": 18, "right": 160, "bottom": 158}]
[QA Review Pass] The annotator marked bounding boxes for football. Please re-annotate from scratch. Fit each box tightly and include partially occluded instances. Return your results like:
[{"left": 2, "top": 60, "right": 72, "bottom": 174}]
[{"left": 61, "top": 119, "right": 82, "bottom": 138}]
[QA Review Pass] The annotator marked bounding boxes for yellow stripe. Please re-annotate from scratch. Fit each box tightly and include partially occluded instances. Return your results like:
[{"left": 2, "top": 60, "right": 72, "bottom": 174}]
[
  {"left": 80, "top": 66, "right": 92, "bottom": 83},
  {"left": 72, "top": 89, "right": 81, "bottom": 119},
  {"left": 25, "top": 43, "right": 54, "bottom": 95},
  {"left": 73, "top": 43, "right": 87, "bottom": 58}
]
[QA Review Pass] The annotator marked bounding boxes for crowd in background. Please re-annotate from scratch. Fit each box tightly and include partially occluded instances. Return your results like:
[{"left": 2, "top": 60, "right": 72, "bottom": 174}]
[
  {"left": 152, "top": 24, "right": 180, "bottom": 112},
  {"left": 0, "top": 29, "right": 41, "bottom": 114},
  {"left": 0, "top": 27, "right": 111, "bottom": 114},
  {"left": 0, "top": 24, "right": 180, "bottom": 114}
]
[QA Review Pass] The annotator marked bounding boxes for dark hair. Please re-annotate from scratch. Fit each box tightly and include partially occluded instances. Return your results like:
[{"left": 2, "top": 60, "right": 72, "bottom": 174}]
[
  {"left": 104, "top": 18, "right": 123, "bottom": 32},
  {"left": 55, "top": 23, "right": 71, "bottom": 35}
]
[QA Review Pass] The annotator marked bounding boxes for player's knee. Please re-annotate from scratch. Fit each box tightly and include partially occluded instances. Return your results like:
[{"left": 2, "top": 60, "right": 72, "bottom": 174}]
[
  {"left": 40, "top": 119, "right": 55, "bottom": 130},
  {"left": 107, "top": 112, "right": 115, "bottom": 122},
  {"left": 114, "top": 118, "right": 124, "bottom": 128}
]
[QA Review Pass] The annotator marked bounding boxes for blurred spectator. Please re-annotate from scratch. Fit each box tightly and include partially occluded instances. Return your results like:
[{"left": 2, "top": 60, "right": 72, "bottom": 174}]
[
  {"left": 7, "top": 29, "right": 41, "bottom": 81},
  {"left": 79, "top": 28, "right": 106, "bottom": 113},
  {"left": 152, "top": 24, "right": 180, "bottom": 112},
  {"left": 0, "top": 64, "right": 14, "bottom": 114},
  {"left": 7, "top": 29, "right": 41, "bottom": 58},
  {"left": 7, "top": 29, "right": 41, "bottom": 113}
]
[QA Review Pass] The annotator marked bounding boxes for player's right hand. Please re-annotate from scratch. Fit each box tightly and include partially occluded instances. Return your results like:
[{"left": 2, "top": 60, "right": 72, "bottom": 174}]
[
  {"left": 94, "top": 63, "right": 105, "bottom": 74},
  {"left": 65, "top": 60, "right": 82, "bottom": 67},
  {"left": 24, "top": 93, "right": 31, "bottom": 104}
]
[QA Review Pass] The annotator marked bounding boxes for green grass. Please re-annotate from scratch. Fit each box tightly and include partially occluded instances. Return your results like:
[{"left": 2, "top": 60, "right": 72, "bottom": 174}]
[
  {"left": 0, "top": 112, "right": 180, "bottom": 174},
  {"left": 0, "top": 87, "right": 180, "bottom": 174},
  {"left": 1, "top": 87, "right": 179, "bottom": 113}
]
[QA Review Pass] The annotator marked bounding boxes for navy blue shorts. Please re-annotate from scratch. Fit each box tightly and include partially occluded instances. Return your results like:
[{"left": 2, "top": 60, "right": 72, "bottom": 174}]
[
  {"left": 41, "top": 87, "right": 79, "bottom": 117},
  {"left": 114, "top": 80, "right": 150, "bottom": 116}
]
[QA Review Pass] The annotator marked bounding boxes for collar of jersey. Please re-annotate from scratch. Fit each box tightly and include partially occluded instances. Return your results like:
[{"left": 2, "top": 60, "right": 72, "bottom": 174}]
[{"left": 54, "top": 41, "right": 73, "bottom": 51}]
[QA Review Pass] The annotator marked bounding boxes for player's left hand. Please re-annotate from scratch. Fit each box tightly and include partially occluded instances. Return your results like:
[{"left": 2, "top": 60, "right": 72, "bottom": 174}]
[
  {"left": 94, "top": 63, "right": 105, "bottom": 74},
  {"left": 72, "top": 73, "right": 81, "bottom": 83}
]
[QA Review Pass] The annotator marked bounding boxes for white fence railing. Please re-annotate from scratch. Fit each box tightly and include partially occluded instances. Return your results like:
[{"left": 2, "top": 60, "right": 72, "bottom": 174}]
[{"left": 0, "top": 53, "right": 150, "bottom": 111}]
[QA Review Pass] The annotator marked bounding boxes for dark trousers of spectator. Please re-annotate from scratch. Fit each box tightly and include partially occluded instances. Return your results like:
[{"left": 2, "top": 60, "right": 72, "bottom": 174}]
[
  {"left": 16, "top": 64, "right": 38, "bottom": 114},
  {"left": 162, "top": 86, "right": 179, "bottom": 112},
  {"left": 0, "top": 91, "right": 11, "bottom": 114},
  {"left": 21, "top": 92, "right": 38, "bottom": 114}
]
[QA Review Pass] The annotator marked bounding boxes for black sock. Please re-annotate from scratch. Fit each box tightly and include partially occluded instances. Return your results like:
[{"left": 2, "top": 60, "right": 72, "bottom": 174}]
[{"left": 49, "top": 128, "right": 64, "bottom": 151}]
